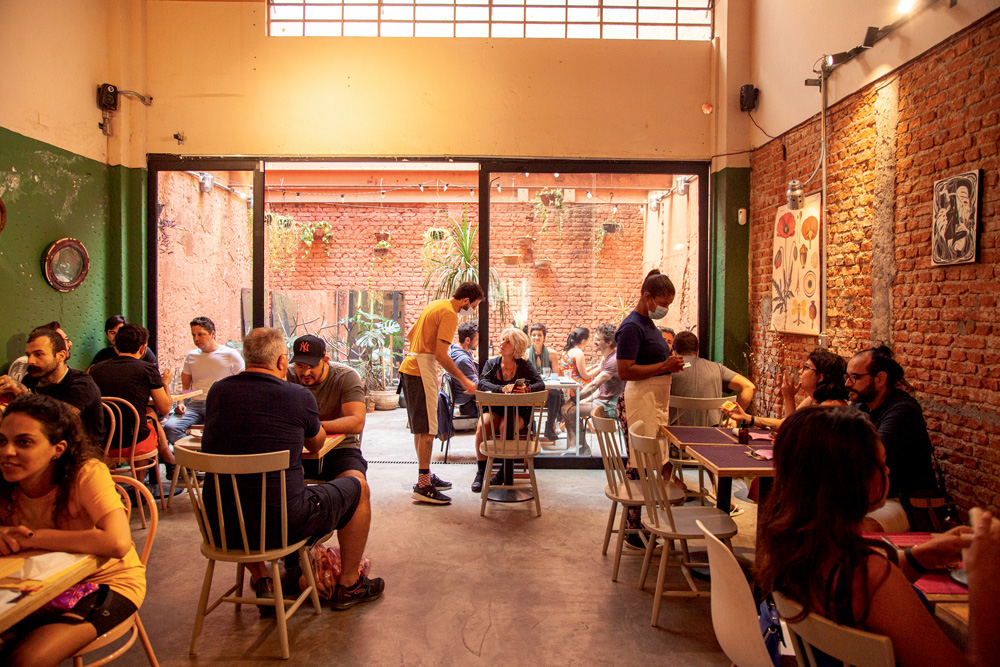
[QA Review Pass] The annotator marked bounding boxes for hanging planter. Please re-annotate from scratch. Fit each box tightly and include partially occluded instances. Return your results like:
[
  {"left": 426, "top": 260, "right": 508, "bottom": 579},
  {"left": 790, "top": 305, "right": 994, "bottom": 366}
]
[
  {"left": 602, "top": 222, "right": 623, "bottom": 234},
  {"left": 538, "top": 193, "right": 554, "bottom": 206},
  {"left": 375, "top": 231, "right": 391, "bottom": 243},
  {"left": 502, "top": 253, "right": 520, "bottom": 266},
  {"left": 534, "top": 258, "right": 553, "bottom": 270},
  {"left": 373, "top": 239, "right": 392, "bottom": 257},
  {"left": 516, "top": 235, "right": 535, "bottom": 249}
]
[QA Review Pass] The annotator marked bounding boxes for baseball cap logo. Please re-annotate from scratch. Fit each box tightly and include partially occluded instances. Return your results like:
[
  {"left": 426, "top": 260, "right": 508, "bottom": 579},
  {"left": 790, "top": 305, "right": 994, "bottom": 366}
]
[{"left": 300, "top": 341, "right": 309, "bottom": 352}]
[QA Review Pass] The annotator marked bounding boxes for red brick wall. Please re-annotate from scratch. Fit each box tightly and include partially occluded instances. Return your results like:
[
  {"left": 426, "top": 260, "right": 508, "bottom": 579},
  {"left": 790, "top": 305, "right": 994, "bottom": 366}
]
[
  {"left": 748, "top": 11, "right": 1000, "bottom": 512},
  {"left": 265, "top": 201, "right": 647, "bottom": 361}
]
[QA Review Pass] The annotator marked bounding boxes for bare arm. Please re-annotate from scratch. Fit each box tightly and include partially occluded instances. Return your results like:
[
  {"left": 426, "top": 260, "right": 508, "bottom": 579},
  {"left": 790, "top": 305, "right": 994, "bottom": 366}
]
[
  {"left": 617, "top": 355, "right": 685, "bottom": 382},
  {"left": 580, "top": 371, "right": 611, "bottom": 401},
  {"left": 570, "top": 349, "right": 593, "bottom": 382},
  {"left": 303, "top": 424, "right": 329, "bottom": 455},
  {"left": 436, "top": 339, "right": 476, "bottom": 394},
  {"left": 781, "top": 369, "right": 799, "bottom": 417},
  {"left": 727, "top": 374, "right": 755, "bottom": 409},
  {"left": 1, "top": 508, "right": 132, "bottom": 559},
  {"left": 321, "top": 401, "right": 366, "bottom": 435},
  {"left": 150, "top": 386, "right": 173, "bottom": 416}
]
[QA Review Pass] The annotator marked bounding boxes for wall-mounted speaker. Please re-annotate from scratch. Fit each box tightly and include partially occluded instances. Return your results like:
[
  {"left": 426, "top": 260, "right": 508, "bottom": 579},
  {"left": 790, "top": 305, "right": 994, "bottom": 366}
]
[{"left": 97, "top": 83, "right": 118, "bottom": 111}]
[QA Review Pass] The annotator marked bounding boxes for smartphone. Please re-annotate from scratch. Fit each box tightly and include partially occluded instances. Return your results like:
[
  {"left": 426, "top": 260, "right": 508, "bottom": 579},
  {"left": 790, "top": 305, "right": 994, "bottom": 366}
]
[
  {"left": 721, "top": 400, "right": 738, "bottom": 413},
  {"left": 514, "top": 378, "right": 526, "bottom": 388}
]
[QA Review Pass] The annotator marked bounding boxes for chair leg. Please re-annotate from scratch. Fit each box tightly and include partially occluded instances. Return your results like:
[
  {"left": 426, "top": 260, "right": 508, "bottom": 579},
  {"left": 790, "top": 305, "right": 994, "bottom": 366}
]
[
  {"left": 298, "top": 545, "right": 323, "bottom": 614},
  {"left": 271, "top": 559, "right": 291, "bottom": 660},
  {"left": 602, "top": 501, "right": 617, "bottom": 555},
  {"left": 480, "top": 456, "right": 493, "bottom": 516},
  {"left": 527, "top": 458, "right": 541, "bottom": 517},
  {"left": 639, "top": 531, "right": 655, "bottom": 590},
  {"left": 234, "top": 563, "right": 246, "bottom": 612},
  {"left": 651, "top": 545, "right": 669, "bottom": 626},
  {"left": 189, "top": 559, "right": 216, "bottom": 655},
  {"left": 130, "top": 468, "right": 149, "bottom": 530},
  {"left": 612, "top": 507, "right": 630, "bottom": 582},
  {"left": 167, "top": 462, "right": 182, "bottom": 510},
  {"left": 153, "top": 457, "right": 166, "bottom": 512},
  {"left": 135, "top": 614, "right": 160, "bottom": 667}
]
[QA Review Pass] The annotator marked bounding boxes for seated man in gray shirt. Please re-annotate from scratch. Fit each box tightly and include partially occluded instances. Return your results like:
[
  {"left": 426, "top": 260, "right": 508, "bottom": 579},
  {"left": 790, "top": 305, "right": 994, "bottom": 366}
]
[
  {"left": 286, "top": 335, "right": 368, "bottom": 482},
  {"left": 444, "top": 321, "right": 479, "bottom": 418},
  {"left": 669, "top": 331, "right": 754, "bottom": 426}
]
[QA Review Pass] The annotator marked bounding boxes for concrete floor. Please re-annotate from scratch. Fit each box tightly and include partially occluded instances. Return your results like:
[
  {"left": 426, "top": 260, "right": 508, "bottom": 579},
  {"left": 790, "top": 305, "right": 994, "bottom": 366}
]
[{"left": 108, "top": 409, "right": 759, "bottom": 666}]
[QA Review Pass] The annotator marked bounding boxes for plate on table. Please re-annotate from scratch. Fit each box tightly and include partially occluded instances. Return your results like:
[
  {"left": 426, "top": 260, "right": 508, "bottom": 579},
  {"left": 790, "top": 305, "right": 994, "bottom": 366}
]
[
  {"left": 187, "top": 426, "right": 204, "bottom": 441},
  {"left": 949, "top": 567, "right": 968, "bottom": 587}
]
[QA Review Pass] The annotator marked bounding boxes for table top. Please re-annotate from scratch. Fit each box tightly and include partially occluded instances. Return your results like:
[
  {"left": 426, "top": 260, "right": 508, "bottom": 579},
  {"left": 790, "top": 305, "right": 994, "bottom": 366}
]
[
  {"left": 543, "top": 378, "right": 579, "bottom": 389},
  {"left": 935, "top": 602, "right": 969, "bottom": 638},
  {"left": 0, "top": 552, "right": 103, "bottom": 633},
  {"left": 662, "top": 425, "right": 736, "bottom": 447},
  {"left": 171, "top": 388, "right": 202, "bottom": 402},
  {"left": 302, "top": 434, "right": 346, "bottom": 460},
  {"left": 685, "top": 444, "right": 776, "bottom": 477}
]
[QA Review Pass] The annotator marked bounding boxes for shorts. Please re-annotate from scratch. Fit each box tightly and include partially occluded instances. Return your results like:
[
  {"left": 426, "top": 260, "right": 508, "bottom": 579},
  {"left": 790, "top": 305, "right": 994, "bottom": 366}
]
[
  {"left": 400, "top": 372, "right": 431, "bottom": 435},
  {"left": 303, "top": 447, "right": 368, "bottom": 482},
  {"left": 297, "top": 476, "right": 363, "bottom": 540},
  {"left": 108, "top": 427, "right": 158, "bottom": 460},
  {"left": 12, "top": 585, "right": 137, "bottom": 637}
]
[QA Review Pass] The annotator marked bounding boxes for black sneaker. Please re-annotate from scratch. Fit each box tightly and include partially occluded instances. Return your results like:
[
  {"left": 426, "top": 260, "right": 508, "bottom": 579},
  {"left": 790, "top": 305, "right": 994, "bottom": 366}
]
[
  {"left": 429, "top": 473, "right": 452, "bottom": 490},
  {"left": 331, "top": 574, "right": 385, "bottom": 611},
  {"left": 412, "top": 484, "right": 452, "bottom": 504},
  {"left": 253, "top": 577, "right": 276, "bottom": 617},
  {"left": 471, "top": 471, "right": 484, "bottom": 493},
  {"left": 624, "top": 533, "right": 646, "bottom": 550}
]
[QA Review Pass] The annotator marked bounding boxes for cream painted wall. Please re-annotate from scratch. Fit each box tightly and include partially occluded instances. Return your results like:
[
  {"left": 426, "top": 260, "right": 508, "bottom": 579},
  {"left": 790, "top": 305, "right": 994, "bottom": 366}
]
[
  {"left": 749, "top": 0, "right": 997, "bottom": 144},
  {"left": 0, "top": 0, "right": 115, "bottom": 163},
  {"left": 144, "top": 2, "right": 715, "bottom": 159},
  {"left": 711, "top": 0, "right": 752, "bottom": 171}
]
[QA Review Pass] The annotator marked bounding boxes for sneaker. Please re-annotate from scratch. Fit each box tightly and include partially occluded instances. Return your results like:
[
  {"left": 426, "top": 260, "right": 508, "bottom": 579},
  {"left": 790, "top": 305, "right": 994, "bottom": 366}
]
[
  {"left": 429, "top": 473, "right": 452, "bottom": 490},
  {"left": 412, "top": 484, "right": 451, "bottom": 504},
  {"left": 253, "top": 577, "right": 276, "bottom": 617},
  {"left": 330, "top": 574, "right": 386, "bottom": 611},
  {"left": 729, "top": 504, "right": 745, "bottom": 517},
  {"left": 624, "top": 533, "right": 646, "bottom": 550},
  {"left": 471, "top": 471, "right": 484, "bottom": 493}
]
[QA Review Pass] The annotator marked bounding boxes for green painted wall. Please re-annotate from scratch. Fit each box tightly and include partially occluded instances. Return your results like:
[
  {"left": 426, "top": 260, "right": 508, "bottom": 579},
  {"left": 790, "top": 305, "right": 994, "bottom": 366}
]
[
  {"left": 709, "top": 166, "right": 751, "bottom": 374},
  {"left": 0, "top": 126, "right": 147, "bottom": 371}
]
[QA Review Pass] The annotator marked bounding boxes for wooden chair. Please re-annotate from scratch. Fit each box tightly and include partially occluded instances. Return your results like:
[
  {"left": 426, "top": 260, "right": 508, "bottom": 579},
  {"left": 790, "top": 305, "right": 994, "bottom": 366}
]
[
  {"left": 628, "top": 420, "right": 738, "bottom": 626},
  {"left": 667, "top": 394, "right": 736, "bottom": 505},
  {"left": 592, "top": 415, "right": 683, "bottom": 582},
  {"left": 476, "top": 390, "right": 547, "bottom": 517},
  {"left": 696, "top": 519, "right": 775, "bottom": 667},
  {"left": 772, "top": 592, "right": 895, "bottom": 667},
  {"left": 72, "top": 475, "right": 159, "bottom": 667},
  {"left": 103, "top": 397, "right": 163, "bottom": 521},
  {"left": 174, "top": 446, "right": 322, "bottom": 660}
]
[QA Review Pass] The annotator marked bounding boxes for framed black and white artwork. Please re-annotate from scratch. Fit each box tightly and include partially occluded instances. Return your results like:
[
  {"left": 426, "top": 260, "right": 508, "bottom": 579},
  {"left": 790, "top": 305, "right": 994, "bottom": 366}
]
[{"left": 932, "top": 170, "right": 981, "bottom": 266}]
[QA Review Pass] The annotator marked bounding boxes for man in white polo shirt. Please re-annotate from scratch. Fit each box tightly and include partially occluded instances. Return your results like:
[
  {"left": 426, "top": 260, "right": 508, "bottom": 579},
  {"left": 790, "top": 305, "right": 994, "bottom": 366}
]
[{"left": 163, "top": 316, "right": 244, "bottom": 445}]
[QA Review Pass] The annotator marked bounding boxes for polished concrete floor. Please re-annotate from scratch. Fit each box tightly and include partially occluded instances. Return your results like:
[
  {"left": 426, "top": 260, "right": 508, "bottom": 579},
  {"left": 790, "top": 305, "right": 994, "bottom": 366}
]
[{"left": 110, "top": 409, "right": 758, "bottom": 666}]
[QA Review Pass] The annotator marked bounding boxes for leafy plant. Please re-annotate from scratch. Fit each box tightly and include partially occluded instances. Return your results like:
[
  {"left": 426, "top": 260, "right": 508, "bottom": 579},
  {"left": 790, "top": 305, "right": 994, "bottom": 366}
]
[
  {"left": 599, "top": 293, "right": 634, "bottom": 326},
  {"left": 298, "top": 220, "right": 334, "bottom": 258},
  {"left": 423, "top": 227, "right": 449, "bottom": 242},
  {"left": 338, "top": 309, "right": 403, "bottom": 392},
  {"left": 374, "top": 239, "right": 392, "bottom": 251},
  {"left": 259, "top": 210, "right": 300, "bottom": 284},
  {"left": 532, "top": 187, "right": 566, "bottom": 235}
]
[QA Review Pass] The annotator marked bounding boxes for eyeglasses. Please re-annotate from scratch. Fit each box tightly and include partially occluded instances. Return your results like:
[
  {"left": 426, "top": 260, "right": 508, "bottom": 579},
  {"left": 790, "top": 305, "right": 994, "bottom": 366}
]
[
  {"left": 803, "top": 364, "right": 817, "bottom": 372},
  {"left": 844, "top": 372, "right": 871, "bottom": 382}
]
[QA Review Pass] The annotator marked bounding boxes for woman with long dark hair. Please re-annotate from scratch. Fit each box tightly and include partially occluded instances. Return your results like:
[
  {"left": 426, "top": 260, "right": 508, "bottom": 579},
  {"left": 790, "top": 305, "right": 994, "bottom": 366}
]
[
  {"left": 757, "top": 406, "right": 1000, "bottom": 666},
  {"left": 726, "top": 347, "right": 848, "bottom": 429},
  {"left": 558, "top": 327, "right": 592, "bottom": 386},
  {"left": 0, "top": 394, "right": 146, "bottom": 667}
]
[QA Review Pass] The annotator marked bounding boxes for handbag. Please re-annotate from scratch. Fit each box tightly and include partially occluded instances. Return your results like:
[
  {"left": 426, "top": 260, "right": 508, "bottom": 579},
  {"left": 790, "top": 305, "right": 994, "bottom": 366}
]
[
  {"left": 299, "top": 543, "right": 371, "bottom": 600},
  {"left": 759, "top": 596, "right": 784, "bottom": 667},
  {"left": 900, "top": 464, "right": 958, "bottom": 532}
]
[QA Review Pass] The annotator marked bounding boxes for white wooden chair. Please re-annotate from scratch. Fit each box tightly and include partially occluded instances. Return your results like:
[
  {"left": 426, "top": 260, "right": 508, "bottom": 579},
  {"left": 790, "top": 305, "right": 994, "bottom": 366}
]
[
  {"left": 174, "top": 446, "right": 323, "bottom": 660},
  {"left": 72, "top": 475, "right": 159, "bottom": 667},
  {"left": 103, "top": 397, "right": 163, "bottom": 521},
  {"left": 593, "top": 415, "right": 683, "bottom": 582},
  {"left": 476, "top": 390, "right": 547, "bottom": 517},
  {"left": 773, "top": 591, "right": 895, "bottom": 667},
  {"left": 667, "top": 394, "right": 736, "bottom": 504},
  {"left": 628, "top": 420, "right": 738, "bottom": 626},
  {"left": 696, "top": 519, "right": 776, "bottom": 667}
]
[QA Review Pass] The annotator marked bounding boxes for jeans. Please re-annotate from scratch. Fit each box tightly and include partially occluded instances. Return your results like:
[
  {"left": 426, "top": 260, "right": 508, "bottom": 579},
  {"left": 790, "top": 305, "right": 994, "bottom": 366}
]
[
  {"left": 163, "top": 404, "right": 206, "bottom": 445},
  {"left": 544, "top": 389, "right": 564, "bottom": 438}
]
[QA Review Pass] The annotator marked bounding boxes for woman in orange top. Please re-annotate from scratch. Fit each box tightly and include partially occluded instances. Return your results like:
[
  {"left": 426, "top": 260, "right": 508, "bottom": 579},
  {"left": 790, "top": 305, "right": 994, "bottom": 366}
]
[{"left": 0, "top": 394, "right": 145, "bottom": 667}]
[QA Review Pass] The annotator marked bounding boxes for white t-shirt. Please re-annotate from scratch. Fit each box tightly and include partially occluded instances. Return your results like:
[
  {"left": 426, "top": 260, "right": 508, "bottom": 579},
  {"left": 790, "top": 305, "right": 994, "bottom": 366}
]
[{"left": 183, "top": 345, "right": 245, "bottom": 406}]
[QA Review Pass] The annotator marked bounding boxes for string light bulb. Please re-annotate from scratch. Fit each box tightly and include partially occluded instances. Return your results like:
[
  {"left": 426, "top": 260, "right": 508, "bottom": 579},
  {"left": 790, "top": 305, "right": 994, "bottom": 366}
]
[
  {"left": 554, "top": 172, "right": 560, "bottom": 178},
  {"left": 497, "top": 184, "right": 502, "bottom": 193},
  {"left": 443, "top": 183, "right": 448, "bottom": 192},
  {"left": 341, "top": 194, "right": 345, "bottom": 202},
  {"left": 469, "top": 188, "right": 475, "bottom": 196},
  {"left": 419, "top": 184, "right": 424, "bottom": 192},
  {"left": 381, "top": 190, "right": 386, "bottom": 199},
  {"left": 586, "top": 190, "right": 592, "bottom": 198}
]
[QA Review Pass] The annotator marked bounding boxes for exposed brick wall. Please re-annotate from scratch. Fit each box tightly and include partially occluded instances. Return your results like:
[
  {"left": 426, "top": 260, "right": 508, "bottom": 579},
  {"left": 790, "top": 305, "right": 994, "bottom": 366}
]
[
  {"left": 748, "top": 10, "right": 1000, "bottom": 512},
  {"left": 265, "top": 201, "right": 648, "bottom": 360}
]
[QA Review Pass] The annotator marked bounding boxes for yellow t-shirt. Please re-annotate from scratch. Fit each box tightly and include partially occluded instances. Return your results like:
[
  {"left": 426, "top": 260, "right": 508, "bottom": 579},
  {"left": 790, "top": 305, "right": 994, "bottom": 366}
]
[
  {"left": 399, "top": 299, "right": 459, "bottom": 377},
  {"left": 9, "top": 458, "right": 146, "bottom": 608}
]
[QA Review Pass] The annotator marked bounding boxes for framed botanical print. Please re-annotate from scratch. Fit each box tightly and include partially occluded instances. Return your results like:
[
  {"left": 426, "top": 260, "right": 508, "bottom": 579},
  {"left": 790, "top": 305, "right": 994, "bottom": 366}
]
[{"left": 771, "top": 193, "right": 821, "bottom": 335}]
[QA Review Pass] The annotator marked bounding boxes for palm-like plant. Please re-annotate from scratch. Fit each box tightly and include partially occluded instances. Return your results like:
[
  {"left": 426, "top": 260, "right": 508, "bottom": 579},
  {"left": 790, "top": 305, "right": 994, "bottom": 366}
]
[{"left": 338, "top": 309, "right": 402, "bottom": 392}]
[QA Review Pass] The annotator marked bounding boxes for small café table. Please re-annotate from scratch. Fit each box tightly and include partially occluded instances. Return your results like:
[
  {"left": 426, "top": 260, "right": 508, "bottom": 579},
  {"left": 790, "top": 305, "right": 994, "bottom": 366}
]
[
  {"left": 685, "top": 444, "right": 775, "bottom": 512},
  {"left": 168, "top": 388, "right": 202, "bottom": 403},
  {"left": 0, "top": 552, "right": 105, "bottom": 633},
  {"left": 540, "top": 378, "right": 581, "bottom": 456}
]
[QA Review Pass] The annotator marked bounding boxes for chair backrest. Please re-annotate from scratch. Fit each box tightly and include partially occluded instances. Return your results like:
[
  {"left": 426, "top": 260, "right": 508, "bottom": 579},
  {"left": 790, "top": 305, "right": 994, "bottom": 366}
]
[
  {"left": 627, "top": 420, "right": 677, "bottom": 532},
  {"left": 669, "top": 394, "right": 735, "bottom": 427},
  {"left": 475, "top": 390, "right": 547, "bottom": 458},
  {"left": 696, "top": 520, "right": 775, "bottom": 667},
  {"left": 772, "top": 592, "right": 895, "bottom": 667},
  {"left": 101, "top": 402, "right": 117, "bottom": 455},
  {"left": 102, "top": 397, "right": 140, "bottom": 466},
  {"left": 111, "top": 474, "right": 158, "bottom": 564},
  {"left": 592, "top": 415, "right": 634, "bottom": 499},
  {"left": 174, "top": 445, "right": 293, "bottom": 555}
]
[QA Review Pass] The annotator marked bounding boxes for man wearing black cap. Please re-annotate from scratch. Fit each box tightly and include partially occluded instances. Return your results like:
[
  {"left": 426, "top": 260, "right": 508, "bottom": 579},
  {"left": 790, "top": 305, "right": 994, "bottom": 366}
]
[{"left": 287, "top": 335, "right": 368, "bottom": 482}]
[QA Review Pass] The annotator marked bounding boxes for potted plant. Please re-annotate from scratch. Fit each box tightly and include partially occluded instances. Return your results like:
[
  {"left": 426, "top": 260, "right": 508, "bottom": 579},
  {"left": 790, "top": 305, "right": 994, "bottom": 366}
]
[
  {"left": 339, "top": 309, "right": 403, "bottom": 410},
  {"left": 516, "top": 235, "right": 535, "bottom": 249},
  {"left": 534, "top": 258, "right": 552, "bottom": 270},
  {"left": 424, "top": 227, "right": 449, "bottom": 242},
  {"left": 375, "top": 230, "right": 391, "bottom": 243},
  {"left": 373, "top": 239, "right": 392, "bottom": 257},
  {"left": 297, "top": 220, "right": 334, "bottom": 257},
  {"left": 602, "top": 221, "right": 623, "bottom": 234},
  {"left": 502, "top": 253, "right": 520, "bottom": 266},
  {"left": 532, "top": 188, "right": 566, "bottom": 235}
]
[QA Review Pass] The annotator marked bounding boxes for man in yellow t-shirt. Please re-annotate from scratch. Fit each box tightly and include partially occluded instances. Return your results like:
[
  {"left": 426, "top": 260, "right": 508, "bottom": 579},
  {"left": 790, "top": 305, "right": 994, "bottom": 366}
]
[{"left": 399, "top": 282, "right": 483, "bottom": 504}]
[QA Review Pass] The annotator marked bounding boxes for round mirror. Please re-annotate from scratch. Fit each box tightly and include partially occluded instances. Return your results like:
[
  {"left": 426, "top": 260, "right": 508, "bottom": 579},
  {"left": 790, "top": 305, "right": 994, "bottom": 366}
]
[{"left": 43, "top": 238, "right": 90, "bottom": 292}]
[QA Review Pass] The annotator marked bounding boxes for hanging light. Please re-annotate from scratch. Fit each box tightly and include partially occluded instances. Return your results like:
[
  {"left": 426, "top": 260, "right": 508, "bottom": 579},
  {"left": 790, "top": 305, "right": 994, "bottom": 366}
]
[
  {"left": 419, "top": 184, "right": 424, "bottom": 192},
  {"left": 586, "top": 190, "right": 592, "bottom": 198},
  {"left": 443, "top": 183, "right": 448, "bottom": 192}
]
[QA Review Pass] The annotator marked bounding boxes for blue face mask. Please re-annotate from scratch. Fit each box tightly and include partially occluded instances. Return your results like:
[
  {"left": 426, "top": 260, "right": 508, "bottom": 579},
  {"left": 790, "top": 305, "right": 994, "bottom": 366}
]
[{"left": 649, "top": 305, "right": 668, "bottom": 320}]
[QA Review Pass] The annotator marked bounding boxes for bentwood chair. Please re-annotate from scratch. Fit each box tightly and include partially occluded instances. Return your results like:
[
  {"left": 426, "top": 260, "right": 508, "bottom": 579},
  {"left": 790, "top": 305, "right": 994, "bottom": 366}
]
[
  {"left": 628, "top": 421, "right": 738, "bottom": 626},
  {"left": 103, "top": 397, "right": 163, "bottom": 521},
  {"left": 175, "top": 446, "right": 322, "bottom": 660},
  {"left": 773, "top": 592, "right": 895, "bottom": 667},
  {"left": 72, "top": 475, "right": 159, "bottom": 667},
  {"left": 667, "top": 394, "right": 735, "bottom": 505},
  {"left": 476, "top": 390, "right": 547, "bottom": 517},
  {"left": 593, "top": 415, "right": 683, "bottom": 582},
  {"left": 696, "top": 519, "right": 776, "bottom": 667}
]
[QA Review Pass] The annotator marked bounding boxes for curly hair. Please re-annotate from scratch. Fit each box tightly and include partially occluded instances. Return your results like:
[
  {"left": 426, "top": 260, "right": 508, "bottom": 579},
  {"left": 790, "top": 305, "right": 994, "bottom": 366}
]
[
  {"left": 0, "top": 394, "right": 101, "bottom": 528},
  {"left": 755, "top": 406, "right": 892, "bottom": 626},
  {"left": 594, "top": 323, "right": 617, "bottom": 347},
  {"left": 809, "top": 348, "right": 849, "bottom": 403}
]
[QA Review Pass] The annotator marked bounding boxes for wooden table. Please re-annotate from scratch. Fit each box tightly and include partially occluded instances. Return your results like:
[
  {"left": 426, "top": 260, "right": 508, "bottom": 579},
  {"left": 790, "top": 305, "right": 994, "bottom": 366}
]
[
  {"left": 170, "top": 388, "right": 202, "bottom": 402},
  {"left": 661, "top": 425, "right": 739, "bottom": 449},
  {"left": 302, "top": 434, "right": 346, "bottom": 460},
  {"left": 0, "top": 553, "right": 104, "bottom": 633},
  {"left": 685, "top": 444, "right": 775, "bottom": 512},
  {"left": 935, "top": 602, "right": 969, "bottom": 648}
]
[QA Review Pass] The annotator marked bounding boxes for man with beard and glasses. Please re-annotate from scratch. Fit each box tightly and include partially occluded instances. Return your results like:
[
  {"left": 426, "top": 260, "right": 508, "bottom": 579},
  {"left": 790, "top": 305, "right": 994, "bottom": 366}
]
[
  {"left": 0, "top": 328, "right": 105, "bottom": 446},
  {"left": 3, "top": 321, "right": 73, "bottom": 383}
]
